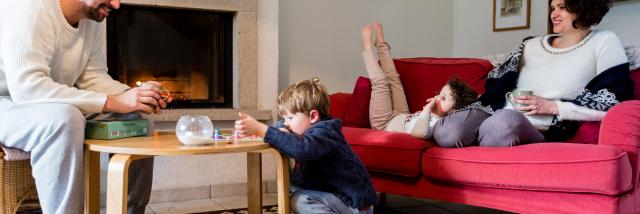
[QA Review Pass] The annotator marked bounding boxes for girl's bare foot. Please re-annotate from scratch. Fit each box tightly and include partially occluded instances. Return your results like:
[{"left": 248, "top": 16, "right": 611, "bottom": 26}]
[
  {"left": 361, "top": 24, "right": 373, "bottom": 50},
  {"left": 374, "top": 22, "right": 385, "bottom": 46}
]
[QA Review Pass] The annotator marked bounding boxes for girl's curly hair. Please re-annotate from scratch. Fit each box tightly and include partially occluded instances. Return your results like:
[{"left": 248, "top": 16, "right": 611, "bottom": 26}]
[{"left": 448, "top": 77, "right": 478, "bottom": 110}]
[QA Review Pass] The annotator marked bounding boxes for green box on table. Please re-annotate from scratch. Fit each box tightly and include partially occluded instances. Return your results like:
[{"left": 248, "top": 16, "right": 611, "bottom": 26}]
[{"left": 85, "top": 119, "right": 149, "bottom": 140}]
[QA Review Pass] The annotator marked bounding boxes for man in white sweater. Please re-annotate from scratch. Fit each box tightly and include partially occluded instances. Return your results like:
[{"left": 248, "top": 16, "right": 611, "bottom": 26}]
[{"left": 0, "top": 0, "right": 169, "bottom": 213}]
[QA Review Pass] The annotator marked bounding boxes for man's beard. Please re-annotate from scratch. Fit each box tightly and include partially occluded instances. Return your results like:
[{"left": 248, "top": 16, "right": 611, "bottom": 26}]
[{"left": 88, "top": 4, "right": 112, "bottom": 22}]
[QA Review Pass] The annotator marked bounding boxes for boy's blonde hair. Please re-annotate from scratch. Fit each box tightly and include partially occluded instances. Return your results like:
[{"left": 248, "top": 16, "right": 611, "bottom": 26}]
[{"left": 277, "top": 77, "right": 330, "bottom": 118}]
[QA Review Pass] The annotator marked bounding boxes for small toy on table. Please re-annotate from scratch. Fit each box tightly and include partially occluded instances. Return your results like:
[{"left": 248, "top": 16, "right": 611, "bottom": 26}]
[
  {"left": 212, "top": 128, "right": 224, "bottom": 140},
  {"left": 209, "top": 128, "right": 263, "bottom": 143}
]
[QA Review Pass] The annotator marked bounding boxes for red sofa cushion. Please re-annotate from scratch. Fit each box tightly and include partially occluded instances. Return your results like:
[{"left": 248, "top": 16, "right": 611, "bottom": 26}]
[
  {"left": 343, "top": 127, "right": 435, "bottom": 178},
  {"left": 342, "top": 76, "right": 372, "bottom": 128},
  {"left": 422, "top": 143, "right": 633, "bottom": 195},
  {"left": 394, "top": 58, "right": 493, "bottom": 113},
  {"left": 329, "top": 92, "right": 351, "bottom": 119}
]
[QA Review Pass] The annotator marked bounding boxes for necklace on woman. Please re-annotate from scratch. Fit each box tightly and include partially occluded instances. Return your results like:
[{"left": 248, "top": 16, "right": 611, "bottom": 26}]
[{"left": 541, "top": 30, "right": 595, "bottom": 55}]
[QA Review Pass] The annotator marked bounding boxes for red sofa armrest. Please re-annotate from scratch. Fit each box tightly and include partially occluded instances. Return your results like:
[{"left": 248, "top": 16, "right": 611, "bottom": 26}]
[
  {"left": 329, "top": 92, "right": 352, "bottom": 120},
  {"left": 599, "top": 100, "right": 640, "bottom": 187}
]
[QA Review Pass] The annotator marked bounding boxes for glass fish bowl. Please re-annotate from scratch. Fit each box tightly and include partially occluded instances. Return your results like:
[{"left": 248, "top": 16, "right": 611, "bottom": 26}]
[{"left": 175, "top": 115, "right": 214, "bottom": 145}]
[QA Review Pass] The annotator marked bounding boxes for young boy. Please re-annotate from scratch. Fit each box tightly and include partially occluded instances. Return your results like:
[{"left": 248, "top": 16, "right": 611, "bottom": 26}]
[{"left": 235, "top": 78, "right": 376, "bottom": 213}]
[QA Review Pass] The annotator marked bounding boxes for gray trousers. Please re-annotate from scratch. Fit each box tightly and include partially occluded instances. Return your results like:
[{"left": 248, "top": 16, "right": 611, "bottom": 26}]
[
  {"left": 291, "top": 187, "right": 373, "bottom": 214},
  {"left": 433, "top": 109, "right": 545, "bottom": 147},
  {"left": 0, "top": 98, "right": 153, "bottom": 214}
]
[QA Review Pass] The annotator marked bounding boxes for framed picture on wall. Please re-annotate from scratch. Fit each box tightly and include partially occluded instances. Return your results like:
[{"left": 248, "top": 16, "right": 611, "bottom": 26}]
[{"left": 493, "top": 0, "right": 531, "bottom": 31}]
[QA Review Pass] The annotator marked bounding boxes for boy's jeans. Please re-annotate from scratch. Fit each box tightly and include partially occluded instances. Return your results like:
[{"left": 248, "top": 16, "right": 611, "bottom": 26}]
[{"left": 291, "top": 188, "right": 373, "bottom": 214}]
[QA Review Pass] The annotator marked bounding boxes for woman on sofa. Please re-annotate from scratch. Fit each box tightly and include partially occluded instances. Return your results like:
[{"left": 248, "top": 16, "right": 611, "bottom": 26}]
[
  {"left": 435, "top": 0, "right": 634, "bottom": 147},
  {"left": 361, "top": 22, "right": 488, "bottom": 141}
]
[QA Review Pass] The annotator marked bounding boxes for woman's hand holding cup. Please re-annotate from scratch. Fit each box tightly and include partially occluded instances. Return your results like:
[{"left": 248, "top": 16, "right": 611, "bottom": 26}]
[
  {"left": 513, "top": 95, "right": 559, "bottom": 116},
  {"left": 505, "top": 90, "right": 533, "bottom": 110}
]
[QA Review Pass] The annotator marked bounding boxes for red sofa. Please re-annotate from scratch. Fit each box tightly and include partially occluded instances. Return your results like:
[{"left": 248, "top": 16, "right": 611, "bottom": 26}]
[{"left": 330, "top": 58, "right": 640, "bottom": 214}]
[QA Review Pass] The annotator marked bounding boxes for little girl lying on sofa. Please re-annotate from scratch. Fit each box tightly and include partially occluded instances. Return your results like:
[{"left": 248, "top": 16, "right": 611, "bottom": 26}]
[{"left": 361, "top": 22, "right": 485, "bottom": 140}]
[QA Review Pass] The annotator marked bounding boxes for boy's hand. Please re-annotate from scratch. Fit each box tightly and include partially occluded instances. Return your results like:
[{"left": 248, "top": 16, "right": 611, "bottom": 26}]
[{"left": 235, "top": 112, "right": 268, "bottom": 138}]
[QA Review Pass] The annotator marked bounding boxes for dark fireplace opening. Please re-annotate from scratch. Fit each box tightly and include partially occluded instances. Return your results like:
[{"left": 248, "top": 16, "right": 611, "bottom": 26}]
[{"left": 107, "top": 5, "right": 233, "bottom": 108}]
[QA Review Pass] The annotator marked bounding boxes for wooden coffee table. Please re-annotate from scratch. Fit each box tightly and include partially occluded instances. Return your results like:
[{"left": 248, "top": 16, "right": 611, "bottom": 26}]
[{"left": 83, "top": 133, "right": 290, "bottom": 214}]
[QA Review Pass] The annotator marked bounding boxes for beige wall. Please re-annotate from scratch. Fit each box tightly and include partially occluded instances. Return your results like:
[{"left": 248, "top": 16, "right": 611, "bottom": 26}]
[
  {"left": 453, "top": 0, "right": 640, "bottom": 58},
  {"left": 280, "top": 0, "right": 640, "bottom": 94},
  {"left": 279, "top": 0, "right": 454, "bottom": 94},
  {"left": 596, "top": 1, "right": 640, "bottom": 46},
  {"left": 452, "top": 0, "right": 549, "bottom": 57}
]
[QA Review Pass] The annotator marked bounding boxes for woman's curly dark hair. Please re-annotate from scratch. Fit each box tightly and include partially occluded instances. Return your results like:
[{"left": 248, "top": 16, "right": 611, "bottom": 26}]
[
  {"left": 563, "top": 0, "right": 612, "bottom": 29},
  {"left": 448, "top": 77, "right": 478, "bottom": 110}
]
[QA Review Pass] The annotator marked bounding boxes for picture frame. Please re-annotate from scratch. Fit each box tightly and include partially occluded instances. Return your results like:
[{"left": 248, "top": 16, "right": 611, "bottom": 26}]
[{"left": 493, "top": 0, "right": 531, "bottom": 31}]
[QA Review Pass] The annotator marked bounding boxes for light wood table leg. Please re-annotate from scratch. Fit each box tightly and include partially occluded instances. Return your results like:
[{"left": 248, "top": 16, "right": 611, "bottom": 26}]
[
  {"left": 247, "top": 152, "right": 263, "bottom": 214},
  {"left": 84, "top": 148, "right": 100, "bottom": 214},
  {"left": 106, "top": 154, "right": 149, "bottom": 214},
  {"left": 271, "top": 149, "right": 290, "bottom": 214},
  {"left": 107, "top": 154, "right": 133, "bottom": 214}
]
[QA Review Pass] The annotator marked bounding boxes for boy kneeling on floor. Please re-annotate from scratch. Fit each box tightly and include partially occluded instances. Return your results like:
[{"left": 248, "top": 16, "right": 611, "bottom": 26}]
[{"left": 235, "top": 78, "right": 376, "bottom": 214}]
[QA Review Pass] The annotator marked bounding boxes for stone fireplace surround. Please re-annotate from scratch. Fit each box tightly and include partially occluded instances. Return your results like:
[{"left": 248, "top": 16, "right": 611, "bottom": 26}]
[{"left": 98, "top": 0, "right": 280, "bottom": 206}]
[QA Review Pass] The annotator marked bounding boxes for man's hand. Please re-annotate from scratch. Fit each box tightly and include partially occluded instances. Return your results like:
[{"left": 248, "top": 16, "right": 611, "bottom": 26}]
[
  {"left": 514, "top": 95, "right": 559, "bottom": 116},
  {"left": 140, "top": 81, "right": 173, "bottom": 113},
  {"left": 103, "top": 81, "right": 172, "bottom": 114},
  {"left": 235, "top": 112, "right": 268, "bottom": 138}
]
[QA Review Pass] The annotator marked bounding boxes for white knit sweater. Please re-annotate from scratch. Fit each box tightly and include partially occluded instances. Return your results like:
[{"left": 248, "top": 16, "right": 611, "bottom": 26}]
[
  {"left": 505, "top": 30, "right": 628, "bottom": 130},
  {"left": 0, "top": 0, "right": 130, "bottom": 113}
]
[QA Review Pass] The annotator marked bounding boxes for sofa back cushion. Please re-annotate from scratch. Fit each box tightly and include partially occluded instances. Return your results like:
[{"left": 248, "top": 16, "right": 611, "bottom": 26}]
[
  {"left": 328, "top": 92, "right": 351, "bottom": 119},
  {"left": 342, "top": 76, "right": 372, "bottom": 128},
  {"left": 394, "top": 58, "right": 493, "bottom": 113},
  {"left": 337, "top": 58, "right": 493, "bottom": 127}
]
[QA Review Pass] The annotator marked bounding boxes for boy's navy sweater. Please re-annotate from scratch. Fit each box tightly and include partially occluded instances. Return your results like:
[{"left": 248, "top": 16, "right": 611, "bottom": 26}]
[{"left": 264, "top": 117, "right": 376, "bottom": 209}]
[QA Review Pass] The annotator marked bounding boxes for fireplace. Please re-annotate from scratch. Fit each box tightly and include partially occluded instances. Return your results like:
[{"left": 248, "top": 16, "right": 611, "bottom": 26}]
[{"left": 107, "top": 5, "right": 233, "bottom": 108}]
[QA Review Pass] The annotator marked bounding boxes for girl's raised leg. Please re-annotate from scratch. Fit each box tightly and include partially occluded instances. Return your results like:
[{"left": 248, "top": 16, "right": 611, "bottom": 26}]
[
  {"left": 362, "top": 24, "right": 394, "bottom": 130},
  {"left": 374, "top": 22, "right": 409, "bottom": 114}
]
